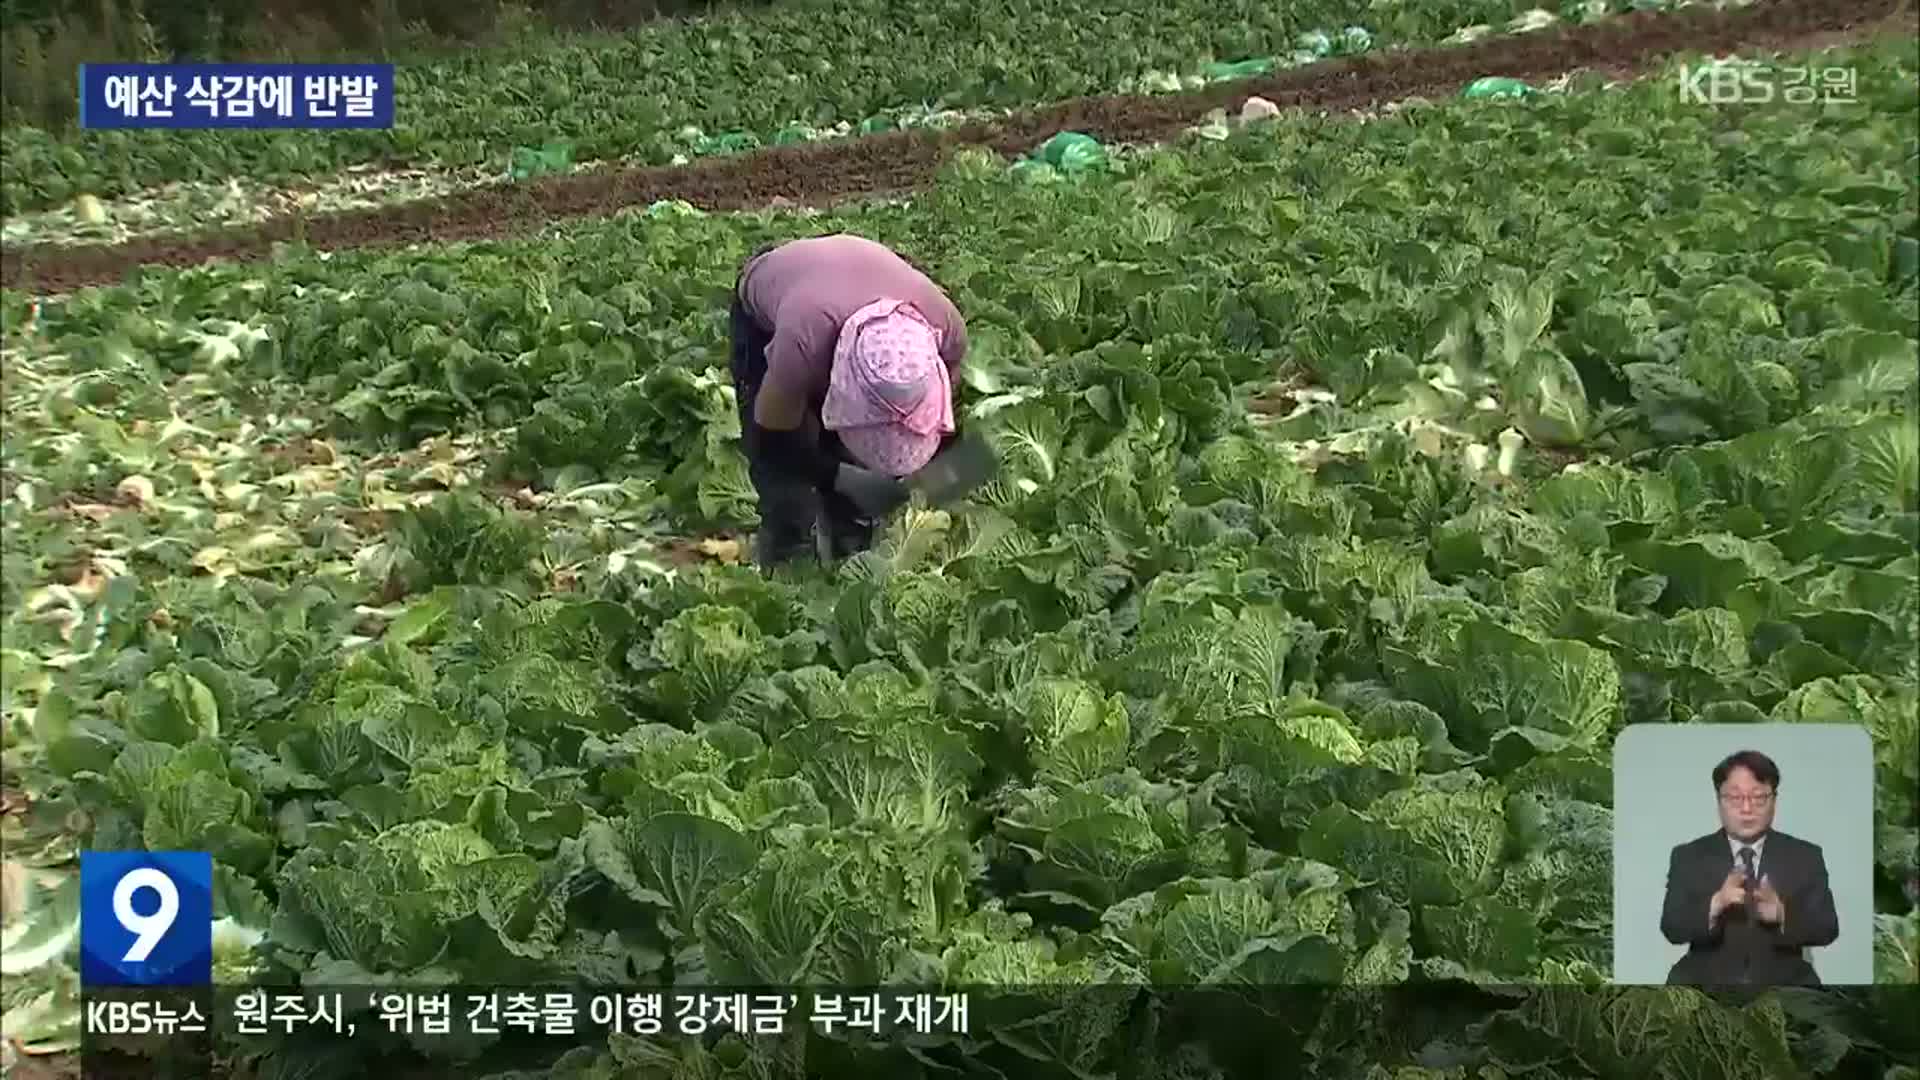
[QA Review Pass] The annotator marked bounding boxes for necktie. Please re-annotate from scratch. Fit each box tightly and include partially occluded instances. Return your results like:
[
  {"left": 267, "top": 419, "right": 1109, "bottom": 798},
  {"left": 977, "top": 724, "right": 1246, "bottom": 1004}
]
[{"left": 1739, "top": 846, "right": 1757, "bottom": 888}]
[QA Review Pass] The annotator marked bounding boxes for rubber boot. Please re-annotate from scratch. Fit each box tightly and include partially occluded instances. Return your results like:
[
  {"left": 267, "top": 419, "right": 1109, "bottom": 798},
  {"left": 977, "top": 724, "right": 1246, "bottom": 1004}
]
[
  {"left": 820, "top": 490, "right": 878, "bottom": 559},
  {"left": 752, "top": 482, "right": 822, "bottom": 569}
]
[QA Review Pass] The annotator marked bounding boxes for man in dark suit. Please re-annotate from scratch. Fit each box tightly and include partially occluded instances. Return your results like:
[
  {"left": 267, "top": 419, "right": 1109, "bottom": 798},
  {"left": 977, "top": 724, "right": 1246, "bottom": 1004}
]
[{"left": 1659, "top": 749, "right": 1840, "bottom": 986}]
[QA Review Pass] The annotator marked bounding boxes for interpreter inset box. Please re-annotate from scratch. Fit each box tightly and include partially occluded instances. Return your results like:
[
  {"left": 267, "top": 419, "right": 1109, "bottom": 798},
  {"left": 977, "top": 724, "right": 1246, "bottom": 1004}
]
[{"left": 1611, "top": 723, "right": 1874, "bottom": 986}]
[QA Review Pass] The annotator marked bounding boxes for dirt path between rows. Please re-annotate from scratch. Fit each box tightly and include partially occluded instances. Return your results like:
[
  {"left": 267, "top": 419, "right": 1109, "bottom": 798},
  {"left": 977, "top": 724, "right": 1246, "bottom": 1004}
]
[{"left": 3, "top": 0, "right": 1914, "bottom": 295}]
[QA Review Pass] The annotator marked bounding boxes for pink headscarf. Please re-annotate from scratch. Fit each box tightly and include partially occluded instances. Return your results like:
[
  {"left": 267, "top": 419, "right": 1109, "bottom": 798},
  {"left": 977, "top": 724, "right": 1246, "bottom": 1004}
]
[{"left": 822, "top": 297, "right": 955, "bottom": 476}]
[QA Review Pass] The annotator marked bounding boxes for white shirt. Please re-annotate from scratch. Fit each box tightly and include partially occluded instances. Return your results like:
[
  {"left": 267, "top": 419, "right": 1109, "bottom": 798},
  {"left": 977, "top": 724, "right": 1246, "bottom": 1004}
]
[{"left": 1727, "top": 831, "right": 1767, "bottom": 875}]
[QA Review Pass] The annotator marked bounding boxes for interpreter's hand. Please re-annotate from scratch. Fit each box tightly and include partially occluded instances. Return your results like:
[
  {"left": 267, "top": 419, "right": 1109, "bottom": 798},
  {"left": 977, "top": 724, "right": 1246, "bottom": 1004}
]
[
  {"left": 1709, "top": 867, "right": 1748, "bottom": 921},
  {"left": 1753, "top": 875, "right": 1786, "bottom": 925},
  {"left": 833, "top": 464, "right": 911, "bottom": 518}
]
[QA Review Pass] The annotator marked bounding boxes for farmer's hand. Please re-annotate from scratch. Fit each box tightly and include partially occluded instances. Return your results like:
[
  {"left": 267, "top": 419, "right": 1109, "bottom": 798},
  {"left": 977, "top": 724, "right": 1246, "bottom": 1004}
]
[
  {"left": 1709, "top": 867, "right": 1748, "bottom": 922},
  {"left": 834, "top": 464, "right": 911, "bottom": 518}
]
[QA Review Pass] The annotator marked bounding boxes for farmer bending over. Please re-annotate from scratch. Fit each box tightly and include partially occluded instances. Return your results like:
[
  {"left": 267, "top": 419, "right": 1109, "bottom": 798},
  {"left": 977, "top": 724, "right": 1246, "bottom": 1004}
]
[{"left": 730, "top": 233, "right": 968, "bottom": 567}]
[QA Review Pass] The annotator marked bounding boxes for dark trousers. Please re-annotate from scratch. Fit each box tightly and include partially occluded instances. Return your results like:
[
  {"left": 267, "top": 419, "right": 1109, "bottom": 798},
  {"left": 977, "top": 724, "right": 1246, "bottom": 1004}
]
[{"left": 728, "top": 279, "right": 875, "bottom": 563}]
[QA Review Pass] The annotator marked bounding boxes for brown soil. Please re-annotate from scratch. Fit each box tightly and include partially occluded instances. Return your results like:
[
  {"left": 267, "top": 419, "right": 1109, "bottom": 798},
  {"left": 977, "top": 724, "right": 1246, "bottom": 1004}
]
[
  {"left": 2, "top": 0, "right": 1914, "bottom": 295},
  {"left": 344, "top": 508, "right": 390, "bottom": 534},
  {"left": 657, "top": 534, "right": 748, "bottom": 567},
  {"left": 0, "top": 1053, "right": 79, "bottom": 1080},
  {"left": 261, "top": 435, "right": 338, "bottom": 468},
  {"left": 657, "top": 537, "right": 714, "bottom": 568}
]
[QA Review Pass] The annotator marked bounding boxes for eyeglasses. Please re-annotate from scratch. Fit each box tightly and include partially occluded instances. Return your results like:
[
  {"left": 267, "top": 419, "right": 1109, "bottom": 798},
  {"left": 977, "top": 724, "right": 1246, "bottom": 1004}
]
[{"left": 1718, "top": 792, "right": 1775, "bottom": 807}]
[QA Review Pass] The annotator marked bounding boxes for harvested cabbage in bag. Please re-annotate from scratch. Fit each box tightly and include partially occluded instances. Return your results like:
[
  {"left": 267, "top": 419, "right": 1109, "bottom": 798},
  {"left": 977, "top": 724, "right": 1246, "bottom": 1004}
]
[
  {"left": 1202, "top": 57, "right": 1276, "bottom": 81},
  {"left": 509, "top": 141, "right": 573, "bottom": 180},
  {"left": 1460, "top": 77, "right": 1534, "bottom": 99},
  {"left": 1037, "top": 132, "right": 1108, "bottom": 173}
]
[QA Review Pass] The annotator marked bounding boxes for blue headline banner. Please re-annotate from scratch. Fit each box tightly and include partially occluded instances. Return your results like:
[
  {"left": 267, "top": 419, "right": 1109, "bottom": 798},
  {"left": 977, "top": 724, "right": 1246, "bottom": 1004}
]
[{"left": 78, "top": 63, "right": 395, "bottom": 129}]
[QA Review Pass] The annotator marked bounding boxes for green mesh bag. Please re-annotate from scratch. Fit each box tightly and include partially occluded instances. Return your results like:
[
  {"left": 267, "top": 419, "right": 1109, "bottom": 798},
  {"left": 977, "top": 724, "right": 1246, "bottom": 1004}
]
[
  {"left": 1036, "top": 131, "right": 1108, "bottom": 173},
  {"left": 1461, "top": 77, "right": 1534, "bottom": 99}
]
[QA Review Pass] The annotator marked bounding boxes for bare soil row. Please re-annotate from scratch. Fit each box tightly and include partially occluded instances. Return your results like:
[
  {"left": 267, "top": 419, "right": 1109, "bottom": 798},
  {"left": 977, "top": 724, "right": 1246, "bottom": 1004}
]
[{"left": 2, "top": 0, "right": 1912, "bottom": 295}]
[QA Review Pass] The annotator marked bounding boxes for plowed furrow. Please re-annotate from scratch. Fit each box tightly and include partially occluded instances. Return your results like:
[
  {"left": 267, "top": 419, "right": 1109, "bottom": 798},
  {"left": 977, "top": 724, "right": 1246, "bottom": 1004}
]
[{"left": 2, "top": 0, "right": 1910, "bottom": 295}]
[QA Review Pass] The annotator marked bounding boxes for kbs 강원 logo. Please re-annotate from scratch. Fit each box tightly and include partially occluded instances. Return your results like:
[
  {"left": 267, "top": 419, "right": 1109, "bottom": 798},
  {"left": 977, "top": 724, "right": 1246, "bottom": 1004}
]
[{"left": 79, "top": 851, "right": 213, "bottom": 986}]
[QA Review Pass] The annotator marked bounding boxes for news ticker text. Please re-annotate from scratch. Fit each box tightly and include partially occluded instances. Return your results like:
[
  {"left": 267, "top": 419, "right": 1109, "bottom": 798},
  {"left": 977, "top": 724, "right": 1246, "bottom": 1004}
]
[{"left": 88, "top": 989, "right": 970, "bottom": 1039}]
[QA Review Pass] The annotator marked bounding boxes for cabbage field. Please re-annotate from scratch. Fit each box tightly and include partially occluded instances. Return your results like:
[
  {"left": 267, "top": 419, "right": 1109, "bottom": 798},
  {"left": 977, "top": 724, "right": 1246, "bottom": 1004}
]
[
  {"left": 1, "top": 4, "right": 1917, "bottom": 1079},
  {"left": 0, "top": 0, "right": 1756, "bottom": 217}
]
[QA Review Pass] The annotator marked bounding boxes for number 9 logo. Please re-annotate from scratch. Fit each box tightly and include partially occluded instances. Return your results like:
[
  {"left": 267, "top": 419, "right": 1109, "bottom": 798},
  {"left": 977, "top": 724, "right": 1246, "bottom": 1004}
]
[
  {"left": 113, "top": 867, "right": 181, "bottom": 963},
  {"left": 79, "top": 851, "right": 212, "bottom": 987}
]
